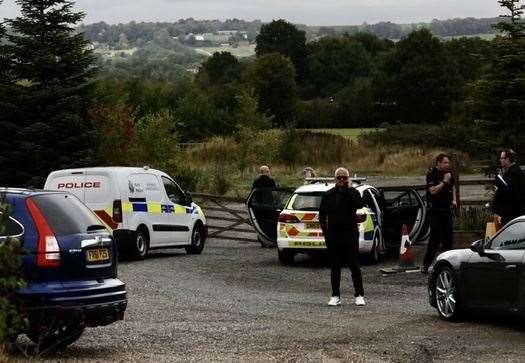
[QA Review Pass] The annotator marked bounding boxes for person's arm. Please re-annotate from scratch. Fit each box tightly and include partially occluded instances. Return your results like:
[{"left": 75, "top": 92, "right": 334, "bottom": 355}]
[
  {"left": 429, "top": 173, "right": 452, "bottom": 195},
  {"left": 352, "top": 188, "right": 366, "bottom": 209},
  {"left": 319, "top": 195, "right": 328, "bottom": 235}
]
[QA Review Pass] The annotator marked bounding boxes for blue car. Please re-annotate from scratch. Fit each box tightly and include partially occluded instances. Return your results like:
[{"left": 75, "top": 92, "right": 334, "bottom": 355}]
[{"left": 0, "top": 188, "right": 127, "bottom": 350}]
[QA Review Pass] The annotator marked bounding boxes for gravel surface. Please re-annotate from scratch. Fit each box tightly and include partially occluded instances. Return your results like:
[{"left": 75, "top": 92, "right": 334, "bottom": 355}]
[{"left": 13, "top": 238, "right": 525, "bottom": 362}]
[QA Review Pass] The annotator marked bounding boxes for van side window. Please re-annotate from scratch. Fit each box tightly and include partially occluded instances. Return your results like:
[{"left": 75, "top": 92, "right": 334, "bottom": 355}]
[{"left": 162, "top": 177, "right": 185, "bottom": 204}]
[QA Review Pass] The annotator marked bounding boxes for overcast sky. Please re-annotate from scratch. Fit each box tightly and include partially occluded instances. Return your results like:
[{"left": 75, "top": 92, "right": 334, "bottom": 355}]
[{"left": 1, "top": 0, "right": 502, "bottom": 25}]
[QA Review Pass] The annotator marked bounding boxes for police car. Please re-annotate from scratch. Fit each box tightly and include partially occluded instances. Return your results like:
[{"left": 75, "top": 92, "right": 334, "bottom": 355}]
[
  {"left": 45, "top": 167, "right": 207, "bottom": 260},
  {"left": 247, "top": 177, "right": 429, "bottom": 265}
]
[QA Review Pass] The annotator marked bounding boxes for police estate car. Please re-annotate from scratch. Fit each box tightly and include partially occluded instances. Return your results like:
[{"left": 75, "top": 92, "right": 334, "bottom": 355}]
[{"left": 247, "top": 178, "right": 429, "bottom": 265}]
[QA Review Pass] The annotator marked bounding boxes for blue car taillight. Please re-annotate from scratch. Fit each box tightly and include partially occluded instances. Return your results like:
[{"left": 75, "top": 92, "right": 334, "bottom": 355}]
[{"left": 26, "top": 197, "right": 60, "bottom": 268}]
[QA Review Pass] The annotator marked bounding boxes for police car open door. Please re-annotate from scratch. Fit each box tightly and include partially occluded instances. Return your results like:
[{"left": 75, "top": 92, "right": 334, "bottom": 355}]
[
  {"left": 377, "top": 187, "right": 429, "bottom": 250},
  {"left": 247, "top": 188, "right": 294, "bottom": 247}
]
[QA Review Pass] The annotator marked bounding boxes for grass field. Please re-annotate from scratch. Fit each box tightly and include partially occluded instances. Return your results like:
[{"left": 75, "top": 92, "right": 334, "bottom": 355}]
[
  {"left": 195, "top": 45, "right": 256, "bottom": 58},
  {"left": 303, "top": 128, "right": 381, "bottom": 140}
]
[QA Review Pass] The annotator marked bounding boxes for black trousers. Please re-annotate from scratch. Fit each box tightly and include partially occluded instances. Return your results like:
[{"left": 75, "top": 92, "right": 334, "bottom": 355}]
[
  {"left": 423, "top": 208, "right": 453, "bottom": 269},
  {"left": 326, "top": 228, "right": 364, "bottom": 297}
]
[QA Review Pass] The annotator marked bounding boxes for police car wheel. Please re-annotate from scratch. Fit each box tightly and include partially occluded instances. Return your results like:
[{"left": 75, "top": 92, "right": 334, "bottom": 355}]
[
  {"left": 278, "top": 249, "right": 294, "bottom": 265},
  {"left": 367, "top": 232, "right": 380, "bottom": 264},
  {"left": 186, "top": 224, "right": 205, "bottom": 255},
  {"left": 133, "top": 229, "right": 149, "bottom": 260}
]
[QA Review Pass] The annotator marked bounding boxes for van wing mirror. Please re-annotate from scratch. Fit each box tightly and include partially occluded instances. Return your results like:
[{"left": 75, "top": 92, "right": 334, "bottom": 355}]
[{"left": 185, "top": 191, "right": 193, "bottom": 205}]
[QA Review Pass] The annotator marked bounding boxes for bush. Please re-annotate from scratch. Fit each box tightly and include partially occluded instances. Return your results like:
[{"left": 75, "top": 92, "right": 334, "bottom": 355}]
[
  {"left": 278, "top": 126, "right": 302, "bottom": 169},
  {"left": 210, "top": 167, "right": 232, "bottom": 195},
  {"left": 0, "top": 203, "right": 27, "bottom": 348}
]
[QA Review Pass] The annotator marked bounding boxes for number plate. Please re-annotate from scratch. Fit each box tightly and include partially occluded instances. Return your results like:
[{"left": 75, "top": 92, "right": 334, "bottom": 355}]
[
  {"left": 305, "top": 222, "right": 320, "bottom": 229},
  {"left": 87, "top": 248, "right": 109, "bottom": 262}
]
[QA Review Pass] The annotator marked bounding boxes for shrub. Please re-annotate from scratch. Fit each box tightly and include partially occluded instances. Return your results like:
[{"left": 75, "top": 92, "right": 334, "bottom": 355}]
[
  {"left": 278, "top": 126, "right": 302, "bottom": 169},
  {"left": 211, "top": 167, "right": 232, "bottom": 195},
  {"left": 0, "top": 203, "right": 27, "bottom": 348}
]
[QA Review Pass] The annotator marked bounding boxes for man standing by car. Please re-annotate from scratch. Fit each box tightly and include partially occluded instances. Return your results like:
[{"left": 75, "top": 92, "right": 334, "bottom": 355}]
[
  {"left": 252, "top": 165, "right": 276, "bottom": 190},
  {"left": 422, "top": 153, "right": 457, "bottom": 274},
  {"left": 492, "top": 148, "right": 525, "bottom": 228},
  {"left": 319, "top": 167, "right": 366, "bottom": 307}
]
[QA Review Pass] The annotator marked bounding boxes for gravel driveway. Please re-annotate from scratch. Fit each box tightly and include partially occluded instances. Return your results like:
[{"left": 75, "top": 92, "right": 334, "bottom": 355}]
[{"left": 13, "top": 238, "right": 525, "bottom": 362}]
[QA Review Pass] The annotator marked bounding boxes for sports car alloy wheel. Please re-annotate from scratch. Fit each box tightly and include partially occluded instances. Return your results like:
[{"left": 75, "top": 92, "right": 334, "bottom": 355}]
[{"left": 435, "top": 267, "right": 458, "bottom": 319}]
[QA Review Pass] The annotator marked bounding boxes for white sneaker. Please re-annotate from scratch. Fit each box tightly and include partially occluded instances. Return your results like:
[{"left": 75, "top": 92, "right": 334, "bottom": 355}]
[
  {"left": 328, "top": 296, "right": 341, "bottom": 306},
  {"left": 355, "top": 296, "right": 366, "bottom": 306}
]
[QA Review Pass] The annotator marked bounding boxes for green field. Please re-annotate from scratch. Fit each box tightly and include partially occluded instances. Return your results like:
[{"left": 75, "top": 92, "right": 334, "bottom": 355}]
[
  {"left": 303, "top": 128, "right": 380, "bottom": 140},
  {"left": 195, "top": 45, "right": 256, "bottom": 58}
]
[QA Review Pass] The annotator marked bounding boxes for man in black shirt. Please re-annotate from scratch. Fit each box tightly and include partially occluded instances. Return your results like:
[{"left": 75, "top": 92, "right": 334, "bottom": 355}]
[
  {"left": 252, "top": 165, "right": 276, "bottom": 190},
  {"left": 422, "top": 153, "right": 457, "bottom": 274},
  {"left": 319, "top": 167, "right": 366, "bottom": 306},
  {"left": 492, "top": 149, "right": 525, "bottom": 227}
]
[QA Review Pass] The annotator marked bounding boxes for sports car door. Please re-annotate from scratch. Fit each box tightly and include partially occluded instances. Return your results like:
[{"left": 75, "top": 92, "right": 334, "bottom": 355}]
[
  {"left": 378, "top": 187, "right": 428, "bottom": 249},
  {"left": 247, "top": 188, "right": 294, "bottom": 246}
]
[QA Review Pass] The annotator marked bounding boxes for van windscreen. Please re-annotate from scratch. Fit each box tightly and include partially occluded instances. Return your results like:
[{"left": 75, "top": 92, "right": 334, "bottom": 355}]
[{"left": 32, "top": 193, "right": 105, "bottom": 236}]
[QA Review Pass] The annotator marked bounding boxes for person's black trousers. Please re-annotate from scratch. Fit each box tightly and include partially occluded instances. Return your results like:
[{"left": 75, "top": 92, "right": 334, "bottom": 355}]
[
  {"left": 326, "top": 228, "right": 364, "bottom": 297},
  {"left": 423, "top": 208, "right": 453, "bottom": 269}
]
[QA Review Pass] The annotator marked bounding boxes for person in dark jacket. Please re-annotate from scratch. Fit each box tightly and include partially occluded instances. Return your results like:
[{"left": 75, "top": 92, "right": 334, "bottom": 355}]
[
  {"left": 319, "top": 167, "right": 366, "bottom": 307},
  {"left": 422, "top": 153, "right": 457, "bottom": 274},
  {"left": 252, "top": 165, "right": 276, "bottom": 190},
  {"left": 492, "top": 149, "right": 525, "bottom": 227}
]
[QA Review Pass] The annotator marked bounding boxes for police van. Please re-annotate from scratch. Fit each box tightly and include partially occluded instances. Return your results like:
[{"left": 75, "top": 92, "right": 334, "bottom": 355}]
[{"left": 44, "top": 167, "right": 207, "bottom": 260}]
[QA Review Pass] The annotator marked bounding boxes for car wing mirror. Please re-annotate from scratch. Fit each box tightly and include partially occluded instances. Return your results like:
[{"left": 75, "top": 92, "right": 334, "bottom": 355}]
[{"left": 470, "top": 239, "right": 485, "bottom": 255}]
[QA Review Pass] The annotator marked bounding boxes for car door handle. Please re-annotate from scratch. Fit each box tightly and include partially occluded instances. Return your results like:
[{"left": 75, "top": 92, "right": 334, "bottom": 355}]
[{"left": 505, "top": 265, "right": 517, "bottom": 271}]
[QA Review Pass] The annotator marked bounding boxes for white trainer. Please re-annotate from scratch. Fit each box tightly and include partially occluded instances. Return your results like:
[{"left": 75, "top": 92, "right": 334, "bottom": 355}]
[
  {"left": 355, "top": 296, "right": 366, "bottom": 306},
  {"left": 328, "top": 296, "right": 341, "bottom": 306}
]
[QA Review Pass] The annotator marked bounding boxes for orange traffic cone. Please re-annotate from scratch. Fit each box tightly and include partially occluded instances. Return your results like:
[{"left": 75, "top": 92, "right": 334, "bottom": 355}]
[
  {"left": 380, "top": 224, "right": 419, "bottom": 274},
  {"left": 394, "top": 224, "right": 418, "bottom": 272}
]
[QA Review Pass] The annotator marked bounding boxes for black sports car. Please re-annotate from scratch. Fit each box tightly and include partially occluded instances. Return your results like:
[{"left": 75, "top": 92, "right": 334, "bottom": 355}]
[{"left": 428, "top": 216, "right": 525, "bottom": 320}]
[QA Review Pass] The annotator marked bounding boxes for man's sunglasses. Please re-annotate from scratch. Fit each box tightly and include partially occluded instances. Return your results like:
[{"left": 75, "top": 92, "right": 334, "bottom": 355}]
[{"left": 336, "top": 175, "right": 349, "bottom": 180}]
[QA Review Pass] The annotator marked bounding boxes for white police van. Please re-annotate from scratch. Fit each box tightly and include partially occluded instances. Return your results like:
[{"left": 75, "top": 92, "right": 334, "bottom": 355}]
[{"left": 44, "top": 167, "right": 207, "bottom": 260}]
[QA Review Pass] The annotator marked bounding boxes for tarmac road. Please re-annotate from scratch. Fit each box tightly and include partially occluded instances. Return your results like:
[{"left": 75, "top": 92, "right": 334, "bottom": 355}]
[{"left": 16, "top": 239, "right": 525, "bottom": 362}]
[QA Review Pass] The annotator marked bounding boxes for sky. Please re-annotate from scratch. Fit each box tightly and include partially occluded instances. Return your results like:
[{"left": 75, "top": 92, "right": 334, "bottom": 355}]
[{"left": 1, "top": 0, "right": 502, "bottom": 26}]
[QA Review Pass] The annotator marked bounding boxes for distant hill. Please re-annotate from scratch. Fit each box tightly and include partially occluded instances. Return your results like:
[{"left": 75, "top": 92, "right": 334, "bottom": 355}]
[{"left": 79, "top": 16, "right": 499, "bottom": 48}]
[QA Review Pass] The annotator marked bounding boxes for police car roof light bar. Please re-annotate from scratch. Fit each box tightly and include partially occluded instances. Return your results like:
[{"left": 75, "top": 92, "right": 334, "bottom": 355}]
[{"left": 304, "top": 176, "right": 367, "bottom": 184}]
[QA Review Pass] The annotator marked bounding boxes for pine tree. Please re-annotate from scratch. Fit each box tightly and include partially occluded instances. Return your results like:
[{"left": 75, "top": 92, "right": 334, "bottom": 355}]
[
  {"left": 494, "top": 0, "right": 525, "bottom": 39},
  {"left": 0, "top": 0, "right": 96, "bottom": 187}
]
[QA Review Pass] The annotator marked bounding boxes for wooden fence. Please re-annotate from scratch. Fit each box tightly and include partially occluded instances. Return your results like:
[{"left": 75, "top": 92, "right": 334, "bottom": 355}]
[{"left": 191, "top": 192, "right": 256, "bottom": 243}]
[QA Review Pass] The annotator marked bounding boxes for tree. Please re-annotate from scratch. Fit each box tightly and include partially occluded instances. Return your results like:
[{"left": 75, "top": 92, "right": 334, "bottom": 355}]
[
  {"left": 463, "top": 0, "right": 525, "bottom": 152},
  {"left": 248, "top": 53, "right": 298, "bottom": 127},
  {"left": 255, "top": 19, "right": 308, "bottom": 81},
  {"left": 377, "top": 29, "right": 460, "bottom": 124},
  {"left": 493, "top": 0, "right": 525, "bottom": 39},
  {"left": 306, "top": 37, "right": 371, "bottom": 96},
  {"left": 197, "top": 51, "right": 241, "bottom": 86},
  {"left": 0, "top": 0, "right": 96, "bottom": 187}
]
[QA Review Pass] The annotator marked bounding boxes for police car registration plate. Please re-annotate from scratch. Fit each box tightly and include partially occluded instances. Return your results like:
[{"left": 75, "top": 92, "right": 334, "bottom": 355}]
[
  {"left": 87, "top": 248, "right": 109, "bottom": 262},
  {"left": 305, "top": 222, "right": 320, "bottom": 229}
]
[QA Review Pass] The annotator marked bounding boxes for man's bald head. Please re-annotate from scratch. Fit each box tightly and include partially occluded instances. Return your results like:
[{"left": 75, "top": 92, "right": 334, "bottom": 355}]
[{"left": 260, "top": 165, "right": 271, "bottom": 176}]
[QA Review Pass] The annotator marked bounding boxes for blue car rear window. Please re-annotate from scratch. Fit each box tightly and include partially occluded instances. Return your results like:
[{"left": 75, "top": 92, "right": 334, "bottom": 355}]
[{"left": 32, "top": 193, "right": 103, "bottom": 236}]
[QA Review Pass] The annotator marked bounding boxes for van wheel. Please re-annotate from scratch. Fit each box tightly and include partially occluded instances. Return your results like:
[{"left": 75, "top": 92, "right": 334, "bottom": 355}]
[
  {"left": 133, "top": 228, "right": 149, "bottom": 260},
  {"left": 186, "top": 224, "right": 205, "bottom": 255}
]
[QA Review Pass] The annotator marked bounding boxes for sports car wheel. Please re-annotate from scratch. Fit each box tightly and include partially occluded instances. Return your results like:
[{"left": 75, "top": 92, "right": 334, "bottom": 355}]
[{"left": 435, "top": 266, "right": 461, "bottom": 321}]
